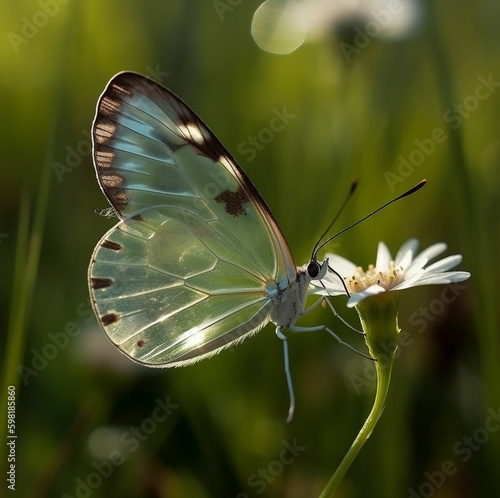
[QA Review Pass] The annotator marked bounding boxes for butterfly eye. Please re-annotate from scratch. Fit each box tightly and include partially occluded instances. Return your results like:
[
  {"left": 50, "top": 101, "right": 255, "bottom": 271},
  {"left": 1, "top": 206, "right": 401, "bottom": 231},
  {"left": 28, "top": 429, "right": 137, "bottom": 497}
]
[{"left": 307, "top": 261, "right": 320, "bottom": 278}]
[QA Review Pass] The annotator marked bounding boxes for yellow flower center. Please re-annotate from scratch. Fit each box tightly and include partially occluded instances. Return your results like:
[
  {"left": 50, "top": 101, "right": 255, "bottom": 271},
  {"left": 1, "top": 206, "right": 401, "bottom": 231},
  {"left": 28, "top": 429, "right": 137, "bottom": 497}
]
[{"left": 345, "top": 261, "right": 403, "bottom": 293}]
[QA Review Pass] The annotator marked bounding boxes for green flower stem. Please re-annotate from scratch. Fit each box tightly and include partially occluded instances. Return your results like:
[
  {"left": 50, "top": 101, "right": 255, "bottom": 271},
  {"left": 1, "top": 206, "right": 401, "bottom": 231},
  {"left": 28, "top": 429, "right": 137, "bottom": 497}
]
[
  {"left": 319, "top": 354, "right": 394, "bottom": 497},
  {"left": 320, "top": 293, "right": 399, "bottom": 497}
]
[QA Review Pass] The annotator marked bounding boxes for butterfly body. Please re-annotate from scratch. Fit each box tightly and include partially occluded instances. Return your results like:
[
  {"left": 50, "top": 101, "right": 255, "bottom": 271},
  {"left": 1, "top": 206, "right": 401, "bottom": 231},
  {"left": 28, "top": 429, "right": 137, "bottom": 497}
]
[{"left": 268, "top": 263, "right": 321, "bottom": 328}]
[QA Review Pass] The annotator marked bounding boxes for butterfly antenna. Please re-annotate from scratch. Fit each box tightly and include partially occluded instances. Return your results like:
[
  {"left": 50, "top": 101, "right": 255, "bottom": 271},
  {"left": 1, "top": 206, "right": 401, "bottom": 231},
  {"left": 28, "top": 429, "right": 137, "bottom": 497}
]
[
  {"left": 326, "top": 264, "right": 351, "bottom": 298},
  {"left": 314, "top": 179, "right": 426, "bottom": 258},
  {"left": 311, "top": 179, "right": 358, "bottom": 259}
]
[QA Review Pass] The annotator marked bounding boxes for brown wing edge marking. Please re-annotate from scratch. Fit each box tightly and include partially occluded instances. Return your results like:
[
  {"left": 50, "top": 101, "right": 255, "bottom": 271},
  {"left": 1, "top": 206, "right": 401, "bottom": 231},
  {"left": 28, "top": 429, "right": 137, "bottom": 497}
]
[
  {"left": 101, "top": 313, "right": 120, "bottom": 326},
  {"left": 101, "top": 239, "right": 122, "bottom": 251},
  {"left": 90, "top": 277, "right": 114, "bottom": 289},
  {"left": 92, "top": 78, "right": 137, "bottom": 214}
]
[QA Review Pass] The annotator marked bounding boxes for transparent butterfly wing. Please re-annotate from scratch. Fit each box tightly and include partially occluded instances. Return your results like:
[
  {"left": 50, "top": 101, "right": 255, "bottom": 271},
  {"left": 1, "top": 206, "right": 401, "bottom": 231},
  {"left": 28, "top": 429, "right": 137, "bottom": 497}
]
[{"left": 89, "top": 72, "right": 297, "bottom": 366}]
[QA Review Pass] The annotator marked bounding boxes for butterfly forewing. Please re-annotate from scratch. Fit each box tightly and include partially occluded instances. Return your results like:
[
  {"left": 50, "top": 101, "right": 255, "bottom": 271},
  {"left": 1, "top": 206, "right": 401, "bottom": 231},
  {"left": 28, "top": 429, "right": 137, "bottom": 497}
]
[{"left": 89, "top": 72, "right": 297, "bottom": 366}]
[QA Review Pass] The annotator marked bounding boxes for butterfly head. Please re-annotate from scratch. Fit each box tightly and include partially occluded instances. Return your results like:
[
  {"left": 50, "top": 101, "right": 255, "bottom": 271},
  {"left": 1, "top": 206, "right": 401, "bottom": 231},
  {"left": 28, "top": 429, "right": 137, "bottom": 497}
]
[{"left": 306, "top": 257, "right": 329, "bottom": 281}]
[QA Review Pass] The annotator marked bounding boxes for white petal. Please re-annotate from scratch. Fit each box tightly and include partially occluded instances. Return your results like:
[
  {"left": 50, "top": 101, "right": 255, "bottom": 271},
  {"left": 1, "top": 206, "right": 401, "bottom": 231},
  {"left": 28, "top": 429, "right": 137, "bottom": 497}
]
[
  {"left": 423, "top": 254, "right": 462, "bottom": 274},
  {"left": 314, "top": 277, "right": 346, "bottom": 294},
  {"left": 346, "top": 284, "right": 385, "bottom": 308},
  {"left": 309, "top": 285, "right": 346, "bottom": 296},
  {"left": 324, "top": 253, "right": 358, "bottom": 276},
  {"left": 393, "top": 268, "right": 425, "bottom": 290},
  {"left": 394, "top": 238, "right": 419, "bottom": 269},
  {"left": 375, "top": 241, "right": 392, "bottom": 271},
  {"left": 404, "top": 256, "right": 429, "bottom": 280},
  {"left": 415, "top": 242, "right": 447, "bottom": 265},
  {"left": 313, "top": 254, "right": 354, "bottom": 294},
  {"left": 401, "top": 242, "right": 447, "bottom": 277},
  {"left": 412, "top": 271, "right": 471, "bottom": 286}
]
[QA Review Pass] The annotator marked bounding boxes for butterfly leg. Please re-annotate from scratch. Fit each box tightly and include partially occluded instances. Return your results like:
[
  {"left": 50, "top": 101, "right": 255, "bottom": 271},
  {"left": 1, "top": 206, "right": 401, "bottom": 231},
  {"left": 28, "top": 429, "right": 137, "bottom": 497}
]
[
  {"left": 322, "top": 298, "right": 364, "bottom": 335},
  {"left": 299, "top": 295, "right": 326, "bottom": 316},
  {"left": 302, "top": 296, "right": 363, "bottom": 335},
  {"left": 290, "top": 324, "right": 372, "bottom": 360},
  {"left": 276, "top": 327, "right": 295, "bottom": 423}
]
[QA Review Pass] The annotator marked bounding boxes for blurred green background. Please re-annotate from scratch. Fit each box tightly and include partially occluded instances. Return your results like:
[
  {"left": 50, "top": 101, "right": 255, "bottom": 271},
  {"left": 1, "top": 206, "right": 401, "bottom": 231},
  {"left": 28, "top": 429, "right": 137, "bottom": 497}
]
[{"left": 1, "top": 1, "right": 498, "bottom": 497}]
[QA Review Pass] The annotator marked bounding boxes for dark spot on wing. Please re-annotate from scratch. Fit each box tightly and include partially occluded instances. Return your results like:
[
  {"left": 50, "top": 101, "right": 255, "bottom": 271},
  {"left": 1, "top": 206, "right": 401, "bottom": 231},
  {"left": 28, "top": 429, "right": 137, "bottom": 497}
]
[
  {"left": 214, "top": 186, "right": 249, "bottom": 217},
  {"left": 91, "top": 277, "right": 113, "bottom": 289},
  {"left": 137, "top": 339, "right": 145, "bottom": 348},
  {"left": 131, "top": 214, "right": 144, "bottom": 222},
  {"left": 101, "top": 239, "right": 122, "bottom": 251},
  {"left": 101, "top": 313, "right": 120, "bottom": 326}
]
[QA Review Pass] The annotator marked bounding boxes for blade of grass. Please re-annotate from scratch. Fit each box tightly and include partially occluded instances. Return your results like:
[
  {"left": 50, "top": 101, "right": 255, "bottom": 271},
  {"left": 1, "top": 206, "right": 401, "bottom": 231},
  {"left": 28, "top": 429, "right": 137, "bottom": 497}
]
[
  {"left": 426, "top": 2, "right": 500, "bottom": 491},
  {"left": 1, "top": 192, "right": 30, "bottom": 396},
  {"left": 1, "top": 136, "right": 53, "bottom": 479}
]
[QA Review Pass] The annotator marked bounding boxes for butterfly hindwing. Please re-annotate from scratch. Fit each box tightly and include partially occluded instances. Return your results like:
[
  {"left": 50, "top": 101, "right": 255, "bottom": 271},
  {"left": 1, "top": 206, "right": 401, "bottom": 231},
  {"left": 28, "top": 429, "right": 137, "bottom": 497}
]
[{"left": 89, "top": 72, "right": 297, "bottom": 366}]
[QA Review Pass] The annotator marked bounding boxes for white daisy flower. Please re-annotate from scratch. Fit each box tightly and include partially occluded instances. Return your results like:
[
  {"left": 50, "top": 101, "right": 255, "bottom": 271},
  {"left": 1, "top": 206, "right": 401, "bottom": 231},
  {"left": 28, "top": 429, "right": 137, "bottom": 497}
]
[
  {"left": 313, "top": 238, "right": 471, "bottom": 307},
  {"left": 312, "top": 239, "right": 469, "bottom": 497}
]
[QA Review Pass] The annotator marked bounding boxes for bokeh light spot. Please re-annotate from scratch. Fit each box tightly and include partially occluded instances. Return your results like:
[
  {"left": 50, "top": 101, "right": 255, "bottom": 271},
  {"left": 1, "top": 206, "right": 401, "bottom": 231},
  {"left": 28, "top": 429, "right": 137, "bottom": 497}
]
[{"left": 251, "top": 0, "right": 307, "bottom": 55}]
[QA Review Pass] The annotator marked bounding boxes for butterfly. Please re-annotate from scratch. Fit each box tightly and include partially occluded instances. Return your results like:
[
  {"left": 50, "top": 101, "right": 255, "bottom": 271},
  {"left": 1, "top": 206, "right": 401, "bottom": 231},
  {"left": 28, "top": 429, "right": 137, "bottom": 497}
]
[{"left": 88, "top": 72, "right": 348, "bottom": 421}]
